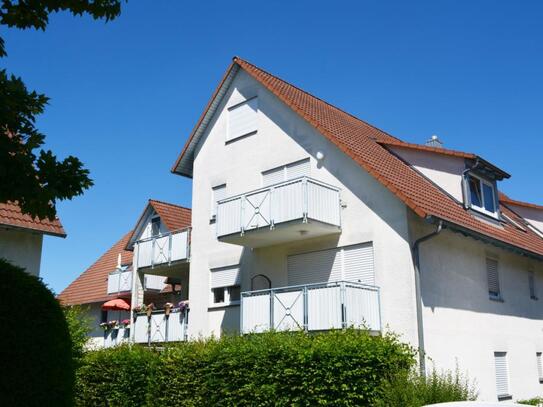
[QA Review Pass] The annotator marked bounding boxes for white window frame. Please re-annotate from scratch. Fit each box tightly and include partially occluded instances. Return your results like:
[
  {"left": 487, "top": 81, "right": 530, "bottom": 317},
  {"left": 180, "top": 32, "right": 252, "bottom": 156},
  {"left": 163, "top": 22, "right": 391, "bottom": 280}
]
[
  {"left": 226, "top": 97, "right": 258, "bottom": 143},
  {"left": 210, "top": 285, "right": 241, "bottom": 307},
  {"left": 466, "top": 173, "right": 499, "bottom": 218}
]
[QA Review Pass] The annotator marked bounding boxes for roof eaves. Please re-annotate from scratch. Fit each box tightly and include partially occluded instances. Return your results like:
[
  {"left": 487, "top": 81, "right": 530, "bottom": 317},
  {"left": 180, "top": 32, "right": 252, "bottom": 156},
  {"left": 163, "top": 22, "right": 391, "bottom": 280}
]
[{"left": 171, "top": 60, "right": 239, "bottom": 178}]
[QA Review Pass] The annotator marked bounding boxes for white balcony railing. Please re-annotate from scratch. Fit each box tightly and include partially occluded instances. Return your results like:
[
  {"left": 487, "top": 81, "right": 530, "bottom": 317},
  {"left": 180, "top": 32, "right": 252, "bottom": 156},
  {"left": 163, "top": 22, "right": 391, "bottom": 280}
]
[
  {"left": 241, "top": 281, "right": 381, "bottom": 334},
  {"left": 136, "top": 228, "right": 190, "bottom": 269},
  {"left": 133, "top": 308, "right": 189, "bottom": 344},
  {"left": 107, "top": 270, "right": 165, "bottom": 294},
  {"left": 216, "top": 177, "right": 341, "bottom": 238},
  {"left": 107, "top": 269, "right": 132, "bottom": 294},
  {"left": 104, "top": 327, "right": 130, "bottom": 347}
]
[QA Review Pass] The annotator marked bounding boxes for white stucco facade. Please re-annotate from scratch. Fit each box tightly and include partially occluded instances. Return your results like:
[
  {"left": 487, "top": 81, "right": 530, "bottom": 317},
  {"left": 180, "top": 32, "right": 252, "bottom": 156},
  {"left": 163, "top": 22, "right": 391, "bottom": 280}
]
[
  {"left": 0, "top": 228, "right": 43, "bottom": 276},
  {"left": 188, "top": 69, "right": 418, "bottom": 343},
  {"left": 180, "top": 67, "right": 543, "bottom": 402},
  {"left": 410, "top": 217, "right": 543, "bottom": 401}
]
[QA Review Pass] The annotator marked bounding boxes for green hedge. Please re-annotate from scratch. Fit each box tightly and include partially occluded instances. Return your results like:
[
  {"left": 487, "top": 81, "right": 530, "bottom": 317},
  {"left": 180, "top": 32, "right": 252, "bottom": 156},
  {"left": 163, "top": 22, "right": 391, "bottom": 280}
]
[
  {"left": 0, "top": 258, "right": 74, "bottom": 406},
  {"left": 75, "top": 330, "right": 415, "bottom": 406}
]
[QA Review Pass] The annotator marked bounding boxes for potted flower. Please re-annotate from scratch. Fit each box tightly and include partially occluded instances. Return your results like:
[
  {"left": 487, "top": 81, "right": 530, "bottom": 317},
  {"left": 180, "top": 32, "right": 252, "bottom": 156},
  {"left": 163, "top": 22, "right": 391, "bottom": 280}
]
[
  {"left": 108, "top": 320, "right": 119, "bottom": 330},
  {"left": 164, "top": 302, "right": 174, "bottom": 316},
  {"left": 178, "top": 300, "right": 189, "bottom": 314},
  {"left": 146, "top": 302, "right": 155, "bottom": 318},
  {"left": 99, "top": 322, "right": 109, "bottom": 331},
  {"left": 120, "top": 319, "right": 131, "bottom": 328}
]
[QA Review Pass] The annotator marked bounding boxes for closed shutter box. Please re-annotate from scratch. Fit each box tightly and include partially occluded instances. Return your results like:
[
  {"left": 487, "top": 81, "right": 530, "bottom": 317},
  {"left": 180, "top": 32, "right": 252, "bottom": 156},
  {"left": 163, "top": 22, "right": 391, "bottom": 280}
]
[
  {"left": 211, "top": 265, "right": 241, "bottom": 288},
  {"left": 227, "top": 97, "right": 258, "bottom": 141}
]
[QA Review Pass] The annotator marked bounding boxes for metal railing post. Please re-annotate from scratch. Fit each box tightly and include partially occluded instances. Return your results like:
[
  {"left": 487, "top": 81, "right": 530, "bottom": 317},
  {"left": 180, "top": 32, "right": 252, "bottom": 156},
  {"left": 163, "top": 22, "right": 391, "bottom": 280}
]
[
  {"left": 302, "top": 178, "right": 308, "bottom": 222},
  {"left": 151, "top": 237, "right": 155, "bottom": 268},
  {"left": 240, "top": 293, "right": 244, "bottom": 334},
  {"left": 269, "top": 290, "right": 275, "bottom": 330},
  {"left": 303, "top": 286, "right": 308, "bottom": 332},
  {"left": 340, "top": 281, "right": 347, "bottom": 329},
  {"left": 240, "top": 195, "right": 245, "bottom": 235},
  {"left": 269, "top": 187, "right": 275, "bottom": 230},
  {"left": 168, "top": 233, "right": 172, "bottom": 265}
]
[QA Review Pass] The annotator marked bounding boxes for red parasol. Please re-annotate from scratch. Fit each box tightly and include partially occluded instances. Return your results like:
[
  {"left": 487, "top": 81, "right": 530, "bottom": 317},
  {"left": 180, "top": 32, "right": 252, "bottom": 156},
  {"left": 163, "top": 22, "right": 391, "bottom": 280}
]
[{"left": 102, "top": 298, "right": 130, "bottom": 311}]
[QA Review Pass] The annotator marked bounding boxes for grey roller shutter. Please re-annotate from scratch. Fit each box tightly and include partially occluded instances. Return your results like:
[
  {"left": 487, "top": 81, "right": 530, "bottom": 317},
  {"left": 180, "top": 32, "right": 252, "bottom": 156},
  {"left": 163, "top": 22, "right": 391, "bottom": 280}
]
[
  {"left": 287, "top": 248, "right": 341, "bottom": 286},
  {"left": 343, "top": 243, "right": 374, "bottom": 285},
  {"left": 227, "top": 97, "right": 258, "bottom": 141},
  {"left": 487, "top": 258, "right": 500, "bottom": 298}
]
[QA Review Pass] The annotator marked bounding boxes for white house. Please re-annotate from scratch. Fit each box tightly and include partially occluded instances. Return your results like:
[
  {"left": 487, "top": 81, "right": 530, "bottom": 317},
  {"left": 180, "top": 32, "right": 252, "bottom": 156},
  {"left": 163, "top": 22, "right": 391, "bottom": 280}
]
[
  {"left": 58, "top": 199, "right": 191, "bottom": 348},
  {"left": 166, "top": 57, "right": 543, "bottom": 402},
  {"left": 0, "top": 202, "right": 66, "bottom": 276}
]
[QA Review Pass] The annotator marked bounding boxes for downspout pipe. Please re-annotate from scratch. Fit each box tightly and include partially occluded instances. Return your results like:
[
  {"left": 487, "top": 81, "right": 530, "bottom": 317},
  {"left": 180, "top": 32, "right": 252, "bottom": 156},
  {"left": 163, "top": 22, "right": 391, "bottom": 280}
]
[{"left": 412, "top": 219, "right": 443, "bottom": 376}]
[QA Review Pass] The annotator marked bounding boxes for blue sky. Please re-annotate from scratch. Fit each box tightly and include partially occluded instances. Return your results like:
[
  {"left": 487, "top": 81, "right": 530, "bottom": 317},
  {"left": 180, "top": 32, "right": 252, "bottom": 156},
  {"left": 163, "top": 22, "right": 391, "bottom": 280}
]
[{"left": 2, "top": 0, "right": 542, "bottom": 293}]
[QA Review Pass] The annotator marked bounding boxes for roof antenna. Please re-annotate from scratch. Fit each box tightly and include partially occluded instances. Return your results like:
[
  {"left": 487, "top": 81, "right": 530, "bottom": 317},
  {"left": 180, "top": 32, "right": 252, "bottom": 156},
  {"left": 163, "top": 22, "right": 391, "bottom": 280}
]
[{"left": 425, "top": 134, "right": 443, "bottom": 148}]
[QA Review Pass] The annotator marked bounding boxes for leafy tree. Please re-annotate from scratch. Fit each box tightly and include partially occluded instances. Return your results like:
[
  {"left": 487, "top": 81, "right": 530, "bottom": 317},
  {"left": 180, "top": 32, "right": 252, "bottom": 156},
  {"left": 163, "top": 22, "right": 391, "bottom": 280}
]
[{"left": 0, "top": 0, "right": 123, "bottom": 219}]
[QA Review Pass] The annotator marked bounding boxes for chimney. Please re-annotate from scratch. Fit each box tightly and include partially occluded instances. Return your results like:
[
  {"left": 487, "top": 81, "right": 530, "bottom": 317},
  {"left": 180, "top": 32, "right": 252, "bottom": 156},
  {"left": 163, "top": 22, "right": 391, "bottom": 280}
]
[{"left": 425, "top": 134, "right": 443, "bottom": 148}]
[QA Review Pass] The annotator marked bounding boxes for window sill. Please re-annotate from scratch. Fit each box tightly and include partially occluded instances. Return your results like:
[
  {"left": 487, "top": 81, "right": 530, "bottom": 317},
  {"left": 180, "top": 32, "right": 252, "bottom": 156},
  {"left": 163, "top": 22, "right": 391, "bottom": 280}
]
[
  {"left": 489, "top": 295, "right": 504, "bottom": 303},
  {"left": 497, "top": 394, "right": 512, "bottom": 401},
  {"left": 539, "top": 378, "right": 543, "bottom": 384},
  {"left": 208, "top": 301, "right": 241, "bottom": 310},
  {"left": 531, "top": 296, "right": 539, "bottom": 301},
  {"left": 225, "top": 130, "right": 257, "bottom": 145}
]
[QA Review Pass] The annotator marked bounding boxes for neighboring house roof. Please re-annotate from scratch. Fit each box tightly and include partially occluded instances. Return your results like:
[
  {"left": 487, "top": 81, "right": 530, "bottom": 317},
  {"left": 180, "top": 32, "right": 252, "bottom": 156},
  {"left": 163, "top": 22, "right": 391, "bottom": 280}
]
[
  {"left": 0, "top": 202, "right": 66, "bottom": 237},
  {"left": 500, "top": 195, "right": 543, "bottom": 211},
  {"left": 148, "top": 199, "right": 192, "bottom": 231},
  {"left": 58, "top": 231, "right": 133, "bottom": 305},
  {"left": 126, "top": 200, "right": 192, "bottom": 249},
  {"left": 172, "top": 57, "right": 543, "bottom": 259}
]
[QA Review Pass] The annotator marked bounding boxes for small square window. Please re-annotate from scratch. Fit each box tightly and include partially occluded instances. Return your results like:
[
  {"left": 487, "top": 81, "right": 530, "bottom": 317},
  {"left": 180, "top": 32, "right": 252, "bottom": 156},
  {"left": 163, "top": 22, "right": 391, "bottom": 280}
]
[{"left": 212, "top": 287, "right": 225, "bottom": 304}]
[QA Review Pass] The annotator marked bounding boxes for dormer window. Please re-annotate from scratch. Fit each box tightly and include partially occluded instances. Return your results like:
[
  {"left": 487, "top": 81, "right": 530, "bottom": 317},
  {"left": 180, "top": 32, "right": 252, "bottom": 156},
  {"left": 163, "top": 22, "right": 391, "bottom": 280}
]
[{"left": 466, "top": 173, "right": 498, "bottom": 217}]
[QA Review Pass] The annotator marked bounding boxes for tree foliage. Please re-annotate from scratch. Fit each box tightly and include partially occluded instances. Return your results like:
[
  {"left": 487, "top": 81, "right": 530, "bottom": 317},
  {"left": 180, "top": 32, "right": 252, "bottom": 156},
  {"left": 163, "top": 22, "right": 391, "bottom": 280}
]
[
  {"left": 63, "top": 305, "right": 93, "bottom": 365},
  {"left": 0, "top": 0, "right": 123, "bottom": 219}
]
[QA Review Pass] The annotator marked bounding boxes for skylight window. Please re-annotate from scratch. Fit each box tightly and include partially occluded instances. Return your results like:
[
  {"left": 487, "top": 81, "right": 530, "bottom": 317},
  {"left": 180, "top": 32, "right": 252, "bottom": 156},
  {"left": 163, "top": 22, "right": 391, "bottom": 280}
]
[{"left": 466, "top": 174, "right": 498, "bottom": 217}]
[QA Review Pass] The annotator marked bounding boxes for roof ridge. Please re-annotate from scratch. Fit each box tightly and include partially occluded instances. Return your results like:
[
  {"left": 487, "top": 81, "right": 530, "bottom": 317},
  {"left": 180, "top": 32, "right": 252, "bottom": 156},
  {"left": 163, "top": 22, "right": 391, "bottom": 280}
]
[
  {"left": 233, "top": 57, "right": 402, "bottom": 143},
  {"left": 148, "top": 199, "right": 192, "bottom": 211}
]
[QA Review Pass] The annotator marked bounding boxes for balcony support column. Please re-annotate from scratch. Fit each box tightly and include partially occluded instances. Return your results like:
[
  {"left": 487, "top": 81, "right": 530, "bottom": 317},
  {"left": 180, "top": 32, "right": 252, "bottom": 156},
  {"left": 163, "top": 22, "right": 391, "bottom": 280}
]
[{"left": 130, "top": 244, "right": 145, "bottom": 343}]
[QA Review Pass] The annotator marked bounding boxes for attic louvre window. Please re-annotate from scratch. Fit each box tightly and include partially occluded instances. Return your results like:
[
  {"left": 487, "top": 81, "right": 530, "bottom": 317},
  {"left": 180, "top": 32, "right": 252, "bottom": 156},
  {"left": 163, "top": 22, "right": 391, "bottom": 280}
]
[
  {"left": 227, "top": 97, "right": 258, "bottom": 142},
  {"left": 529, "top": 271, "right": 537, "bottom": 300},
  {"left": 466, "top": 173, "right": 498, "bottom": 217},
  {"left": 537, "top": 352, "right": 543, "bottom": 382}
]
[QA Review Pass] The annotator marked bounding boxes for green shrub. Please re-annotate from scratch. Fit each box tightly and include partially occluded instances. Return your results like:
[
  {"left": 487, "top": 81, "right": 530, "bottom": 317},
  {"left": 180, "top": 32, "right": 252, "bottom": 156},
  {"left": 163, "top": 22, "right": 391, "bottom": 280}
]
[
  {"left": 75, "top": 345, "right": 158, "bottom": 406},
  {"left": 374, "top": 366, "right": 477, "bottom": 407},
  {"left": 63, "top": 305, "right": 93, "bottom": 366},
  {"left": 518, "top": 397, "right": 543, "bottom": 405},
  {"left": 75, "top": 329, "right": 415, "bottom": 406},
  {"left": 0, "top": 258, "right": 74, "bottom": 406}
]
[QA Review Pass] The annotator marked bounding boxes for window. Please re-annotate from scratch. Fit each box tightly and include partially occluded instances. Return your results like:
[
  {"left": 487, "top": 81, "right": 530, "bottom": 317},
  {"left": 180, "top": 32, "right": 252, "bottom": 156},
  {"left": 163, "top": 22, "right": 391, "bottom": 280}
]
[
  {"left": 494, "top": 352, "right": 511, "bottom": 400},
  {"left": 486, "top": 257, "right": 501, "bottom": 300},
  {"left": 466, "top": 174, "right": 498, "bottom": 217},
  {"left": 537, "top": 352, "right": 543, "bottom": 382},
  {"left": 262, "top": 158, "right": 310, "bottom": 186},
  {"left": 151, "top": 216, "right": 161, "bottom": 237},
  {"left": 100, "top": 310, "right": 108, "bottom": 323},
  {"left": 211, "top": 184, "right": 227, "bottom": 219},
  {"left": 210, "top": 265, "right": 241, "bottom": 306},
  {"left": 227, "top": 97, "right": 258, "bottom": 142},
  {"left": 529, "top": 271, "right": 538, "bottom": 300}
]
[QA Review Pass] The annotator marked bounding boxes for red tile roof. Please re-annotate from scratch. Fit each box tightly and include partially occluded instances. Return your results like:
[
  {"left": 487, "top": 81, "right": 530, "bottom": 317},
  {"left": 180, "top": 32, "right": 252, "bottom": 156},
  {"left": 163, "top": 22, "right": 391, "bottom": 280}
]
[
  {"left": 57, "top": 231, "right": 133, "bottom": 305},
  {"left": 172, "top": 57, "right": 543, "bottom": 259},
  {"left": 0, "top": 202, "right": 66, "bottom": 237},
  {"left": 148, "top": 200, "right": 192, "bottom": 231}
]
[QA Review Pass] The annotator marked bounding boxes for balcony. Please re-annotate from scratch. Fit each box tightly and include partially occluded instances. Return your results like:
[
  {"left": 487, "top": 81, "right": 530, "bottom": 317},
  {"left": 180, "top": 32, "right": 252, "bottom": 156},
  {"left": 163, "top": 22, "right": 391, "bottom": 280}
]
[
  {"left": 216, "top": 177, "right": 341, "bottom": 247},
  {"left": 135, "top": 228, "right": 190, "bottom": 271},
  {"left": 107, "top": 270, "right": 165, "bottom": 294},
  {"left": 133, "top": 308, "right": 189, "bottom": 344},
  {"left": 241, "top": 281, "right": 381, "bottom": 334}
]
